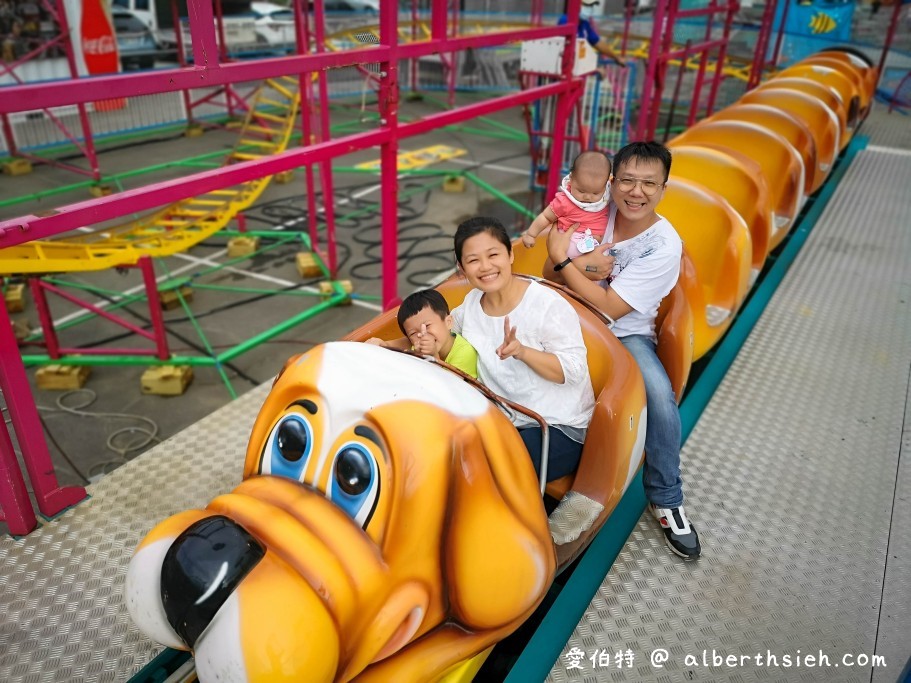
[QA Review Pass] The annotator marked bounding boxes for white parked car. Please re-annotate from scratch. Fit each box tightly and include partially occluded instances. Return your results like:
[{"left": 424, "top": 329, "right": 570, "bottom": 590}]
[{"left": 251, "top": 2, "right": 296, "bottom": 47}]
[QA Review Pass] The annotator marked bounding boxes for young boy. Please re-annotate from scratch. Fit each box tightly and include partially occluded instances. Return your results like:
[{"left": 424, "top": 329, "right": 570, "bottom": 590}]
[{"left": 384, "top": 289, "right": 479, "bottom": 378}]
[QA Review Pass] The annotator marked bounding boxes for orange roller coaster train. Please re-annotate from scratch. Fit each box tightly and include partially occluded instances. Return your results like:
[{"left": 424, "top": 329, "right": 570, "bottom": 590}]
[{"left": 125, "top": 48, "right": 876, "bottom": 683}]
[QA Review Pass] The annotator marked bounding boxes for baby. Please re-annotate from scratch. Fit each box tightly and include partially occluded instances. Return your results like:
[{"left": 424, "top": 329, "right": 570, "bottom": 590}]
[
  {"left": 522, "top": 150, "right": 611, "bottom": 259},
  {"left": 369, "top": 289, "right": 479, "bottom": 379}
]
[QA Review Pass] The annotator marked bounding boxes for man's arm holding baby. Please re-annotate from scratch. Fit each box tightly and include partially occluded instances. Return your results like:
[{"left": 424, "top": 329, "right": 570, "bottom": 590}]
[{"left": 545, "top": 222, "right": 633, "bottom": 322}]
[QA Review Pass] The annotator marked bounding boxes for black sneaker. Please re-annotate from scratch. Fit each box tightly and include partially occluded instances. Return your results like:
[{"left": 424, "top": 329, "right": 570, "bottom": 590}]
[{"left": 650, "top": 504, "right": 701, "bottom": 559}]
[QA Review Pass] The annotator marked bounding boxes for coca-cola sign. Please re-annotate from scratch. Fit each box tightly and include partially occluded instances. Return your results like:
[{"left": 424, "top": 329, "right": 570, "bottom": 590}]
[{"left": 83, "top": 35, "right": 117, "bottom": 56}]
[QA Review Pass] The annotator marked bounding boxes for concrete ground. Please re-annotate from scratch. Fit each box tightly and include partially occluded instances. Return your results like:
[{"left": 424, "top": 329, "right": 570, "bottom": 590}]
[{"left": 2, "top": 91, "right": 538, "bottom": 506}]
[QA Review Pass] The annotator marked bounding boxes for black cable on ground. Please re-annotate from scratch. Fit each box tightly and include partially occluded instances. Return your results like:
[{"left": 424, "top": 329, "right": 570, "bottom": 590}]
[{"left": 37, "top": 412, "right": 92, "bottom": 485}]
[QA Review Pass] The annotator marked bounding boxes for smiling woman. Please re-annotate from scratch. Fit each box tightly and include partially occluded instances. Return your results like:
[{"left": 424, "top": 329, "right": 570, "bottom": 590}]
[{"left": 452, "top": 216, "right": 595, "bottom": 483}]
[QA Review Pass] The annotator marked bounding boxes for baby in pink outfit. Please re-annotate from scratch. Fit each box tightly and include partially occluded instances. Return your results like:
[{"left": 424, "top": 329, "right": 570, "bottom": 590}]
[{"left": 522, "top": 150, "right": 611, "bottom": 258}]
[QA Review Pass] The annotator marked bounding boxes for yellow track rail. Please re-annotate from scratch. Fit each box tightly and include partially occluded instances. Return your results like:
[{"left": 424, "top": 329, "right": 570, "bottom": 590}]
[
  {"left": 324, "top": 22, "right": 755, "bottom": 82},
  {"left": 0, "top": 76, "right": 300, "bottom": 275},
  {"left": 323, "top": 19, "right": 535, "bottom": 50},
  {"left": 606, "top": 33, "right": 756, "bottom": 82}
]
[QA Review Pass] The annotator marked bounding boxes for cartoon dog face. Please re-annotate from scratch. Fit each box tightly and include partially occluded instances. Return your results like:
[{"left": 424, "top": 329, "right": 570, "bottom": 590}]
[{"left": 127, "top": 342, "right": 556, "bottom": 683}]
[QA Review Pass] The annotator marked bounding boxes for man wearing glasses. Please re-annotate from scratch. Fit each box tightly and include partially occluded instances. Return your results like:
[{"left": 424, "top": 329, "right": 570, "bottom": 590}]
[{"left": 545, "top": 141, "right": 701, "bottom": 560}]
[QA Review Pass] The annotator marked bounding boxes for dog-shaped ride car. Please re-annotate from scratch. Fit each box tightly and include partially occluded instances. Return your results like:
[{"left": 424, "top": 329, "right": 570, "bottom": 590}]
[{"left": 126, "top": 342, "right": 559, "bottom": 682}]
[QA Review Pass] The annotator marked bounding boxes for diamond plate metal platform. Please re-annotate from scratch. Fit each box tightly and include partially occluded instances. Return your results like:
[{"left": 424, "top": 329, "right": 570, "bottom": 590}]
[
  {"left": 549, "top": 140, "right": 911, "bottom": 681},
  {"left": 0, "top": 382, "right": 271, "bottom": 682}
]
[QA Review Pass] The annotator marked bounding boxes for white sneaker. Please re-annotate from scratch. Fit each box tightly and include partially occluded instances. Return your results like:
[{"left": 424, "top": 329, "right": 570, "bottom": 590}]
[{"left": 650, "top": 504, "right": 701, "bottom": 559}]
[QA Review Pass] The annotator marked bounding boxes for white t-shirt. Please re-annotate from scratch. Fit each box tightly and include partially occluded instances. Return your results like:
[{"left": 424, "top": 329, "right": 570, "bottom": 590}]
[
  {"left": 598, "top": 203, "right": 682, "bottom": 339},
  {"left": 451, "top": 280, "right": 595, "bottom": 436}
]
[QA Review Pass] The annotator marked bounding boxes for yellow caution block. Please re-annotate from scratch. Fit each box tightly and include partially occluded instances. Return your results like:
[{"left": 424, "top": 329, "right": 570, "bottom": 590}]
[
  {"left": 12, "top": 318, "right": 31, "bottom": 342},
  {"left": 141, "top": 365, "right": 193, "bottom": 396},
  {"left": 2, "top": 158, "right": 32, "bottom": 176},
  {"left": 228, "top": 237, "right": 259, "bottom": 258},
  {"left": 443, "top": 175, "right": 466, "bottom": 193},
  {"left": 159, "top": 286, "right": 193, "bottom": 311},
  {"left": 185, "top": 123, "right": 205, "bottom": 137},
  {"left": 274, "top": 170, "right": 294, "bottom": 184},
  {"left": 355, "top": 144, "right": 466, "bottom": 172},
  {"left": 36, "top": 365, "right": 91, "bottom": 391},
  {"left": 319, "top": 280, "right": 353, "bottom": 304},
  {"left": 89, "top": 184, "right": 113, "bottom": 198},
  {"left": 296, "top": 252, "right": 324, "bottom": 278},
  {"left": 4, "top": 283, "right": 25, "bottom": 313},
  {"left": 227, "top": 236, "right": 260, "bottom": 258}
]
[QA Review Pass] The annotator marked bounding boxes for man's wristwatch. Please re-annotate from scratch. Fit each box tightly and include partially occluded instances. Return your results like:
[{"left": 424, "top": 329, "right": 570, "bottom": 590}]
[{"left": 553, "top": 256, "right": 573, "bottom": 272}]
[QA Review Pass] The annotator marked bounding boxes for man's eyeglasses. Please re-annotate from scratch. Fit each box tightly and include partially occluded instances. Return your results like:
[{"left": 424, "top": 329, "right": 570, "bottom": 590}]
[{"left": 614, "top": 176, "right": 664, "bottom": 195}]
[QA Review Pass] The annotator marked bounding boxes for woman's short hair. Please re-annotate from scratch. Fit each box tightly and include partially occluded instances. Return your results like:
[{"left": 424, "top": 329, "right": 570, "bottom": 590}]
[{"left": 454, "top": 216, "right": 512, "bottom": 264}]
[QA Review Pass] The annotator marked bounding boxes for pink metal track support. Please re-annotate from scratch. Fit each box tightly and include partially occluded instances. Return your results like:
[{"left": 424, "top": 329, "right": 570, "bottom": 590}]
[
  {"left": 1, "top": 113, "right": 17, "bottom": 157},
  {"left": 0, "top": 301, "right": 86, "bottom": 522},
  {"left": 636, "top": 0, "right": 737, "bottom": 140},
  {"left": 0, "top": 398, "right": 38, "bottom": 535},
  {"left": 28, "top": 271, "right": 170, "bottom": 360},
  {"left": 379, "top": 0, "right": 401, "bottom": 310},
  {"left": 171, "top": 0, "right": 195, "bottom": 125},
  {"left": 29, "top": 278, "right": 61, "bottom": 359},
  {"left": 877, "top": 1, "right": 905, "bottom": 82},
  {"left": 1, "top": 24, "right": 570, "bottom": 113},
  {"left": 312, "top": 0, "right": 339, "bottom": 276},
  {"left": 53, "top": 0, "right": 101, "bottom": 181},
  {"left": 298, "top": 7, "right": 319, "bottom": 262},
  {"left": 137, "top": 257, "right": 172, "bottom": 361},
  {"left": 747, "top": 0, "right": 779, "bottom": 90},
  {"left": 771, "top": 0, "right": 791, "bottom": 68}
]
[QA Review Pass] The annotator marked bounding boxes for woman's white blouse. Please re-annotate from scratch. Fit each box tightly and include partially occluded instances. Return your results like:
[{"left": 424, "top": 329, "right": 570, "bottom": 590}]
[{"left": 451, "top": 281, "right": 595, "bottom": 432}]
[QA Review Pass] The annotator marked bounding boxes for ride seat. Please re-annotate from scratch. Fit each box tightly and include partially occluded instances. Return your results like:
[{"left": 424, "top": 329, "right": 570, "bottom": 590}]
[
  {"left": 757, "top": 77, "right": 850, "bottom": 150},
  {"left": 666, "top": 144, "right": 772, "bottom": 277},
  {"left": 739, "top": 88, "right": 839, "bottom": 184},
  {"left": 673, "top": 120, "right": 805, "bottom": 250},
  {"left": 707, "top": 103, "right": 821, "bottom": 195},
  {"left": 800, "top": 52, "right": 876, "bottom": 116},
  {"left": 659, "top": 177, "right": 753, "bottom": 361},
  {"left": 776, "top": 64, "right": 861, "bottom": 134}
]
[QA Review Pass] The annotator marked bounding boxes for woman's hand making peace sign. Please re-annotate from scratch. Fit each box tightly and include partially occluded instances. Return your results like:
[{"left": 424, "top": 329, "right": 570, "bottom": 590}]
[{"left": 496, "top": 315, "right": 524, "bottom": 360}]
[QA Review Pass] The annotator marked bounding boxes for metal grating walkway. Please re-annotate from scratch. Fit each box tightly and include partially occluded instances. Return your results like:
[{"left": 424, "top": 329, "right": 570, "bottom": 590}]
[
  {"left": 0, "top": 383, "right": 272, "bottom": 682},
  {"left": 549, "top": 140, "right": 911, "bottom": 681}
]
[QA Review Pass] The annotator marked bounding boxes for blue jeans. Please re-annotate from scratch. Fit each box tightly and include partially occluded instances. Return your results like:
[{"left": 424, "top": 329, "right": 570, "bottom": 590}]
[
  {"left": 619, "top": 334, "right": 684, "bottom": 508},
  {"left": 518, "top": 426, "right": 583, "bottom": 482}
]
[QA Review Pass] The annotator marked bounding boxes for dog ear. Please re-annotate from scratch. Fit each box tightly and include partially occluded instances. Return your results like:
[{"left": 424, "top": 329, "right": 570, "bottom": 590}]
[{"left": 444, "top": 409, "right": 556, "bottom": 631}]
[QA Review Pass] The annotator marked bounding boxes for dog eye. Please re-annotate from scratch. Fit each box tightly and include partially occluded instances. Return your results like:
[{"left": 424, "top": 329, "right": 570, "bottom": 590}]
[
  {"left": 277, "top": 420, "right": 308, "bottom": 461},
  {"left": 260, "top": 415, "right": 313, "bottom": 481},
  {"left": 336, "top": 447, "right": 371, "bottom": 495},
  {"left": 328, "top": 443, "right": 379, "bottom": 529}
]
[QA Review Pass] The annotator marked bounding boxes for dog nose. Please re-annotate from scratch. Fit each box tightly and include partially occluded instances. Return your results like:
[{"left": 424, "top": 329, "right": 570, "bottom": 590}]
[{"left": 161, "top": 516, "right": 265, "bottom": 648}]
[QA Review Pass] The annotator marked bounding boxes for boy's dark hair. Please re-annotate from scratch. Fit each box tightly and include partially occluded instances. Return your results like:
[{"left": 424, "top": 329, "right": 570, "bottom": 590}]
[
  {"left": 571, "top": 150, "right": 612, "bottom": 176},
  {"left": 397, "top": 289, "right": 450, "bottom": 334},
  {"left": 611, "top": 141, "right": 672, "bottom": 182},
  {"left": 454, "top": 216, "right": 512, "bottom": 265}
]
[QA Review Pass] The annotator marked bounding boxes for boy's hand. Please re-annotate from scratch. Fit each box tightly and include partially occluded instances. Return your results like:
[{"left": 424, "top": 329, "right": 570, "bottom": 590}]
[
  {"left": 496, "top": 316, "right": 524, "bottom": 360},
  {"left": 365, "top": 337, "right": 387, "bottom": 347},
  {"left": 412, "top": 323, "right": 440, "bottom": 357},
  {"left": 521, "top": 232, "right": 537, "bottom": 249}
]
